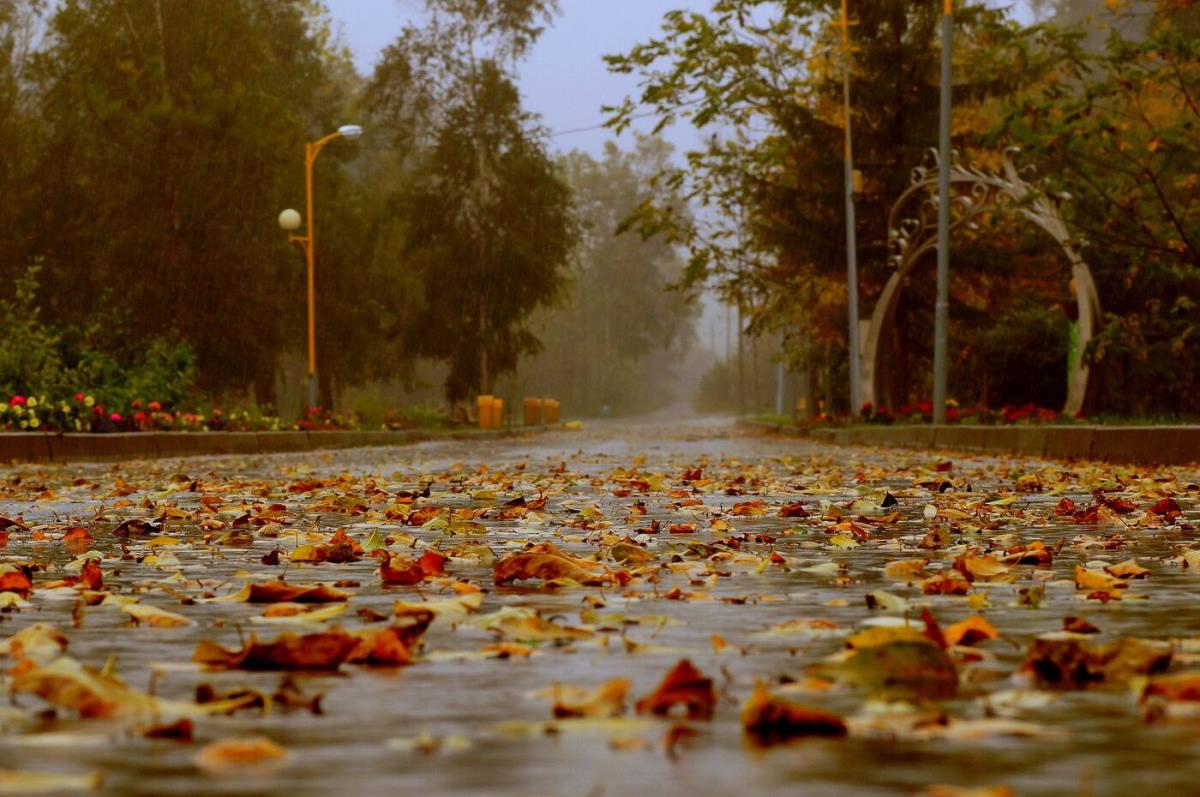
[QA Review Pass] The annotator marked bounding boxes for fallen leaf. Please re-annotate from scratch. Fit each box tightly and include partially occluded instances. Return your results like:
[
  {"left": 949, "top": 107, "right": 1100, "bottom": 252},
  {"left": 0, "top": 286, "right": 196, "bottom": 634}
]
[
  {"left": 741, "top": 683, "right": 846, "bottom": 746},
  {"left": 635, "top": 659, "right": 715, "bottom": 720},
  {"left": 194, "top": 736, "right": 288, "bottom": 773}
]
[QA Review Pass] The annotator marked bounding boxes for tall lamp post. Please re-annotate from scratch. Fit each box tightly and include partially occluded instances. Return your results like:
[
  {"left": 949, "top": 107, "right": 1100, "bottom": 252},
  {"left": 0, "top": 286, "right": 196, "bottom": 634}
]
[
  {"left": 279, "top": 124, "right": 363, "bottom": 410},
  {"left": 932, "top": 1, "right": 953, "bottom": 424},
  {"left": 839, "top": 0, "right": 862, "bottom": 416}
]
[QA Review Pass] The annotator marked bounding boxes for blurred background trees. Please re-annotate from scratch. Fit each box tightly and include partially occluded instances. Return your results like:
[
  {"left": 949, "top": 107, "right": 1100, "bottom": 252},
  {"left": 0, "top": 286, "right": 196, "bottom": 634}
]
[{"left": 0, "top": 0, "right": 1196, "bottom": 421}]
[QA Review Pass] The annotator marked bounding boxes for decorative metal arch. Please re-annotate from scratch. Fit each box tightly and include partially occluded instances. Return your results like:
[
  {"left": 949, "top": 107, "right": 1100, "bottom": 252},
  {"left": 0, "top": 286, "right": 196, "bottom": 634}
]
[{"left": 859, "top": 146, "right": 1101, "bottom": 416}]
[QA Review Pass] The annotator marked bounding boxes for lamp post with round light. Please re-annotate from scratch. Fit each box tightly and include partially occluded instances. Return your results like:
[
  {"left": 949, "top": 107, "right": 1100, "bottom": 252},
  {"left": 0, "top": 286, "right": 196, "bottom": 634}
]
[{"left": 279, "top": 124, "right": 363, "bottom": 411}]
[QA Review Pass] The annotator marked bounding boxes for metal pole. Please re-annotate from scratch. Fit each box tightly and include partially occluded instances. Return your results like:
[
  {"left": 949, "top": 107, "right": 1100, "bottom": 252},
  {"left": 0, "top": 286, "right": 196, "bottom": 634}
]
[
  {"left": 932, "top": 0, "right": 953, "bottom": 424},
  {"left": 775, "top": 358, "right": 785, "bottom": 416},
  {"left": 304, "top": 141, "right": 319, "bottom": 411},
  {"left": 841, "top": 0, "right": 862, "bottom": 416}
]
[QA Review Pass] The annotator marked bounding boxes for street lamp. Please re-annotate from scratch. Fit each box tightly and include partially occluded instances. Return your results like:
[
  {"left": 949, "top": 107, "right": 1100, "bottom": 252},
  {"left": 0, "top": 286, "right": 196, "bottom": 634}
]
[{"left": 279, "top": 124, "right": 363, "bottom": 410}]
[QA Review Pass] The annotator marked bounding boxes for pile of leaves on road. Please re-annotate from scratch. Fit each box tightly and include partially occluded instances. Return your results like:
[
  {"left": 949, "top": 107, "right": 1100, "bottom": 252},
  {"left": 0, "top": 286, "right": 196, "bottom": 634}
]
[{"left": 0, "top": 445, "right": 1196, "bottom": 794}]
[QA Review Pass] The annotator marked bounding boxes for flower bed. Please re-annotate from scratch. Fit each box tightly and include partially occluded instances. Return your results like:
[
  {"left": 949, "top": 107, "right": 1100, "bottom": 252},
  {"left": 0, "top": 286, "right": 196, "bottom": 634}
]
[{"left": 0, "top": 394, "right": 362, "bottom": 433}]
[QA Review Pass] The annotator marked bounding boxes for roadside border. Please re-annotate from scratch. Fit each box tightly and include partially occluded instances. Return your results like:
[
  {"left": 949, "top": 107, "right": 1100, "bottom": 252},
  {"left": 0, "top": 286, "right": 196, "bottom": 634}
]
[
  {"left": 739, "top": 420, "right": 1198, "bottom": 466},
  {"left": 0, "top": 427, "right": 537, "bottom": 465}
]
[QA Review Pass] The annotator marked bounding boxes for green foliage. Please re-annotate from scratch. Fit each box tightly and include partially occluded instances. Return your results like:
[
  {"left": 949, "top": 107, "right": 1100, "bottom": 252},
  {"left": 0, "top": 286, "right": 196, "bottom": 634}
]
[
  {"left": 367, "top": 0, "right": 576, "bottom": 402},
  {"left": 606, "top": 0, "right": 1056, "bottom": 412},
  {"left": 970, "top": 296, "right": 1070, "bottom": 409},
  {"left": 996, "top": 9, "right": 1200, "bottom": 414},
  {"left": 0, "top": 263, "right": 68, "bottom": 398},
  {"left": 0, "top": 262, "right": 195, "bottom": 406}
]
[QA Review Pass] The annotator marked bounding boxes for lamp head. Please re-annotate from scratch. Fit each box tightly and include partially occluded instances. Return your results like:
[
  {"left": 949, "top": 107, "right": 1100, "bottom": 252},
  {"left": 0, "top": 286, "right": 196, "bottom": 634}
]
[
  {"left": 278, "top": 208, "right": 302, "bottom": 232},
  {"left": 337, "top": 125, "right": 363, "bottom": 139}
]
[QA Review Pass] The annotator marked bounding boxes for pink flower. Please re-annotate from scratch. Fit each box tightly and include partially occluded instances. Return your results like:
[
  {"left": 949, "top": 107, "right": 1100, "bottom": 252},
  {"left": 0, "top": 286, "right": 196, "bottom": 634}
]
[
  {"left": 10, "top": 395, "right": 25, "bottom": 406},
  {"left": 110, "top": 412, "right": 122, "bottom": 422}
]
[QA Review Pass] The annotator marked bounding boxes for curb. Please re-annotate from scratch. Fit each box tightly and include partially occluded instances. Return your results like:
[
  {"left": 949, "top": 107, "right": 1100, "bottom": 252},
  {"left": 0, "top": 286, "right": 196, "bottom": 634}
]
[
  {"left": 0, "top": 426, "right": 546, "bottom": 465},
  {"left": 740, "top": 421, "right": 1199, "bottom": 466}
]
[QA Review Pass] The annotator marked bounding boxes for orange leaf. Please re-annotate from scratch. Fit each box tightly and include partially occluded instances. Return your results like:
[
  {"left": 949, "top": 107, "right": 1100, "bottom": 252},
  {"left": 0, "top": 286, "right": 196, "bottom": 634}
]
[
  {"left": 0, "top": 571, "right": 33, "bottom": 596},
  {"left": 943, "top": 615, "right": 998, "bottom": 647},
  {"left": 741, "top": 683, "right": 846, "bottom": 746},
  {"left": 635, "top": 659, "right": 715, "bottom": 720},
  {"left": 493, "top": 544, "right": 607, "bottom": 586},
  {"left": 245, "top": 581, "right": 350, "bottom": 603},
  {"left": 380, "top": 554, "right": 426, "bottom": 586}
]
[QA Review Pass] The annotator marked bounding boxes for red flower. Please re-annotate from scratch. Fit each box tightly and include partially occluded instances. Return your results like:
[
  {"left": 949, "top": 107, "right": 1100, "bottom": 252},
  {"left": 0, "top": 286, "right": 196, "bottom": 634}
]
[
  {"left": 131, "top": 399, "right": 143, "bottom": 409},
  {"left": 148, "top": 401, "right": 162, "bottom": 411},
  {"left": 947, "top": 407, "right": 960, "bottom": 422},
  {"left": 74, "top": 392, "right": 85, "bottom": 402},
  {"left": 10, "top": 395, "right": 25, "bottom": 406},
  {"left": 917, "top": 401, "right": 933, "bottom": 415}
]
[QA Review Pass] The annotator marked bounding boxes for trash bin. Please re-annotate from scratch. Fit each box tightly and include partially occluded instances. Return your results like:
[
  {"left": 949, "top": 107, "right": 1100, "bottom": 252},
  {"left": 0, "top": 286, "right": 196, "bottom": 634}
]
[
  {"left": 491, "top": 397, "right": 504, "bottom": 429},
  {"left": 543, "top": 398, "right": 560, "bottom": 425},
  {"left": 523, "top": 398, "right": 543, "bottom": 426},
  {"left": 477, "top": 395, "right": 493, "bottom": 429}
]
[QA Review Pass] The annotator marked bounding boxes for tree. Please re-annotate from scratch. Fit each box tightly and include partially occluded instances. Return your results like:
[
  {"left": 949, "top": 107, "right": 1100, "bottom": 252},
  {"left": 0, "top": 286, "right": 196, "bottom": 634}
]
[
  {"left": 997, "top": 4, "right": 1200, "bottom": 415},
  {"left": 607, "top": 0, "right": 1079, "bottom": 412},
  {"left": 366, "top": 0, "right": 576, "bottom": 402},
  {"left": 17, "top": 0, "right": 349, "bottom": 400}
]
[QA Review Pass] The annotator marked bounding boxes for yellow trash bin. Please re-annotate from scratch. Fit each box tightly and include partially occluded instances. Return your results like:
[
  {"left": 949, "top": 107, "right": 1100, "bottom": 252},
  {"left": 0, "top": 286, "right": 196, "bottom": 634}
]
[
  {"left": 491, "top": 397, "right": 504, "bottom": 429},
  {"left": 477, "top": 395, "right": 493, "bottom": 429},
  {"left": 523, "top": 397, "right": 543, "bottom": 426},
  {"left": 543, "top": 398, "right": 560, "bottom": 425}
]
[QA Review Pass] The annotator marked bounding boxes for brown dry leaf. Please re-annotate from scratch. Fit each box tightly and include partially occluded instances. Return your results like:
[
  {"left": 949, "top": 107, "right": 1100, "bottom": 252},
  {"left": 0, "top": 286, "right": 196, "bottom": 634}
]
[
  {"left": 846, "top": 625, "right": 926, "bottom": 650},
  {"left": 921, "top": 571, "right": 971, "bottom": 595},
  {"left": 813, "top": 639, "right": 959, "bottom": 700},
  {"left": 482, "top": 609, "right": 592, "bottom": 644},
  {"left": 1020, "top": 633, "right": 1172, "bottom": 688},
  {"left": 954, "top": 550, "right": 1012, "bottom": 583},
  {"left": 1105, "top": 558, "right": 1151, "bottom": 579},
  {"left": 380, "top": 553, "right": 426, "bottom": 586},
  {"left": 635, "top": 659, "right": 716, "bottom": 720},
  {"left": 883, "top": 558, "right": 928, "bottom": 582},
  {"left": 546, "top": 678, "right": 631, "bottom": 719},
  {"left": 346, "top": 614, "right": 433, "bottom": 666},
  {"left": 943, "top": 615, "right": 998, "bottom": 647},
  {"left": 1141, "top": 672, "right": 1200, "bottom": 703},
  {"left": 1074, "top": 565, "right": 1127, "bottom": 591},
  {"left": 0, "top": 570, "right": 33, "bottom": 597},
  {"left": 493, "top": 544, "right": 607, "bottom": 586},
  {"left": 0, "top": 623, "right": 69, "bottom": 665},
  {"left": 925, "top": 786, "right": 1014, "bottom": 797},
  {"left": 0, "top": 770, "right": 102, "bottom": 793},
  {"left": 194, "top": 631, "right": 359, "bottom": 671},
  {"left": 122, "top": 604, "right": 192, "bottom": 628},
  {"left": 741, "top": 682, "right": 846, "bottom": 746},
  {"left": 243, "top": 581, "right": 350, "bottom": 603},
  {"left": 194, "top": 736, "right": 288, "bottom": 773},
  {"left": 10, "top": 657, "right": 254, "bottom": 718}
]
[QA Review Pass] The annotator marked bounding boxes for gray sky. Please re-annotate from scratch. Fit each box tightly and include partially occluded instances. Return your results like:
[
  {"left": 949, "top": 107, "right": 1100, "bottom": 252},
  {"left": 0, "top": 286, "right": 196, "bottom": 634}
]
[
  {"left": 323, "top": 0, "right": 711, "bottom": 157},
  {"left": 324, "top": 0, "right": 1035, "bottom": 159}
]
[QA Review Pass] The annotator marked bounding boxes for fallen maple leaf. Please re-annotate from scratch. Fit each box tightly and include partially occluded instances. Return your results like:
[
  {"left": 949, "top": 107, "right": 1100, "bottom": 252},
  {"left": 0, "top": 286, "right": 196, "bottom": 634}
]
[
  {"left": 493, "top": 543, "right": 607, "bottom": 586},
  {"left": 943, "top": 615, "right": 998, "bottom": 647},
  {"left": 741, "top": 683, "right": 846, "bottom": 746},
  {"left": 1021, "top": 633, "right": 1172, "bottom": 688},
  {"left": 635, "top": 659, "right": 715, "bottom": 720}
]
